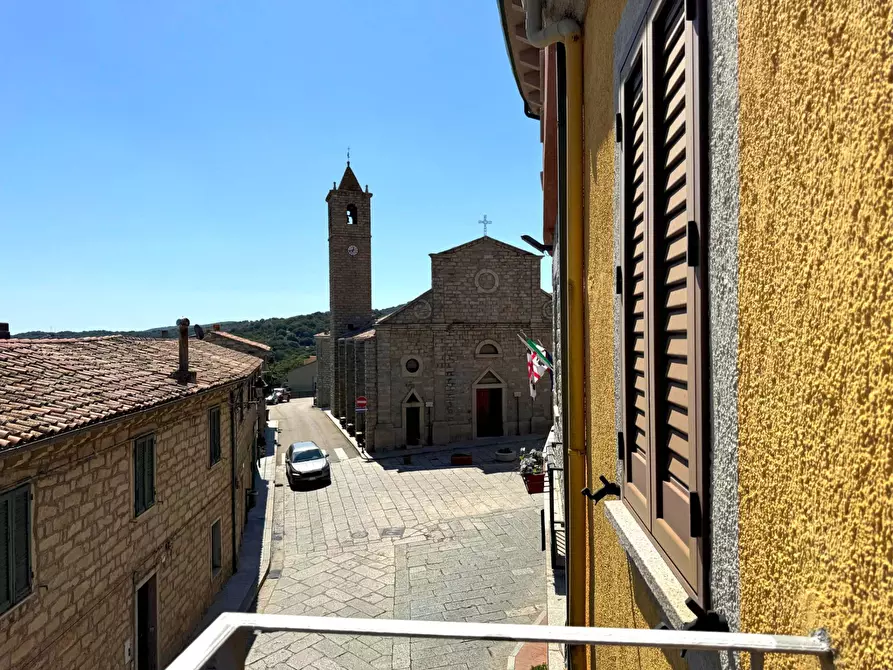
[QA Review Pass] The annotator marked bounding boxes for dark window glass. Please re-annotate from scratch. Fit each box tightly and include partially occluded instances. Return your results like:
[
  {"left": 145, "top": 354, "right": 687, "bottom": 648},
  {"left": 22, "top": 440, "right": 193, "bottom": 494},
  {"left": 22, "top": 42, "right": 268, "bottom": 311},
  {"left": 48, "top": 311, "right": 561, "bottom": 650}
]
[
  {"left": 209, "top": 406, "right": 222, "bottom": 465},
  {"left": 134, "top": 435, "right": 156, "bottom": 517}
]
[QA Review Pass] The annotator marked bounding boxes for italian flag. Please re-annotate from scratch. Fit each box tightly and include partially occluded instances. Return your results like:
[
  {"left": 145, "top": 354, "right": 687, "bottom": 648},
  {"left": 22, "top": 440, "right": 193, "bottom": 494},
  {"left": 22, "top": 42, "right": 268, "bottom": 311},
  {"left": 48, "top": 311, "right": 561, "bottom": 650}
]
[{"left": 522, "top": 335, "right": 551, "bottom": 398}]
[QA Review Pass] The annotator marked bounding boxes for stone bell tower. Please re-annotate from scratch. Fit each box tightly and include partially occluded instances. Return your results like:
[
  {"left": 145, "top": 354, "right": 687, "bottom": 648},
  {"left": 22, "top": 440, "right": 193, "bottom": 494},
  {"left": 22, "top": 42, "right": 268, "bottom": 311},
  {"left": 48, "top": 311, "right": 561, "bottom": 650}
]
[{"left": 327, "top": 161, "right": 373, "bottom": 418}]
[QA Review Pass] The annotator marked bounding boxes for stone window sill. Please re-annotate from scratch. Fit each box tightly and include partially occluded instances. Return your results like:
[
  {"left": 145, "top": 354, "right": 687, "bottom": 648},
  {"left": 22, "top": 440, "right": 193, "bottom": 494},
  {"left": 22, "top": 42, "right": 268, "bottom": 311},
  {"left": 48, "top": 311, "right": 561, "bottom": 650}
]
[{"left": 603, "top": 500, "right": 696, "bottom": 629}]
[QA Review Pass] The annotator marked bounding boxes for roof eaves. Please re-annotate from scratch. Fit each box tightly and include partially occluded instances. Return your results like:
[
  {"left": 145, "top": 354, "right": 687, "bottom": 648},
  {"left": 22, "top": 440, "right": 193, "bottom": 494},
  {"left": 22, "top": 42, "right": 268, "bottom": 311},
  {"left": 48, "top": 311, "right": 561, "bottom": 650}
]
[{"left": 497, "top": 0, "right": 541, "bottom": 120}]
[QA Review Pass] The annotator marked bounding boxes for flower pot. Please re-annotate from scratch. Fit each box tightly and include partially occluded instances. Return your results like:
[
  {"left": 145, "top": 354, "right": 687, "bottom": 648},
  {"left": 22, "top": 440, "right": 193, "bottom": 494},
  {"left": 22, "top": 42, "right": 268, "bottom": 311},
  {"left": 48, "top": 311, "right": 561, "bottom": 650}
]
[
  {"left": 451, "top": 452, "right": 473, "bottom": 466},
  {"left": 495, "top": 448, "right": 517, "bottom": 462},
  {"left": 522, "top": 472, "right": 545, "bottom": 494}
]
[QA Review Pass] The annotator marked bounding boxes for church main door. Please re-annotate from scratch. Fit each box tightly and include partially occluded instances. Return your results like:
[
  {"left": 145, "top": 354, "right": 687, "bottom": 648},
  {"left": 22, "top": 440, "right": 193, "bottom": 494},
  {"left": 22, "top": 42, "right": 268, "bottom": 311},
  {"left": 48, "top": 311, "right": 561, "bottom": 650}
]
[{"left": 475, "top": 387, "right": 504, "bottom": 438}]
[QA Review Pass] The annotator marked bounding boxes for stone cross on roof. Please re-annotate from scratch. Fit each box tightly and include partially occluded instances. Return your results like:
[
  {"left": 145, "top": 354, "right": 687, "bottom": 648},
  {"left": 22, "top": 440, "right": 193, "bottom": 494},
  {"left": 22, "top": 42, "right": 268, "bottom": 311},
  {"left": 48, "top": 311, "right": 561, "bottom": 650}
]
[{"left": 479, "top": 214, "right": 492, "bottom": 236}]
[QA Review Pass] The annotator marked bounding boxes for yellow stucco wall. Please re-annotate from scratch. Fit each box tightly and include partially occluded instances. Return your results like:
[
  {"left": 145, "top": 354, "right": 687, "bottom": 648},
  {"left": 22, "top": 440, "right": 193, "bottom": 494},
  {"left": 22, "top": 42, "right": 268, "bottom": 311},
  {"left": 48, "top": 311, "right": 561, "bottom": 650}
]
[
  {"left": 737, "top": 1, "right": 893, "bottom": 669},
  {"left": 582, "top": 3, "right": 677, "bottom": 669}
]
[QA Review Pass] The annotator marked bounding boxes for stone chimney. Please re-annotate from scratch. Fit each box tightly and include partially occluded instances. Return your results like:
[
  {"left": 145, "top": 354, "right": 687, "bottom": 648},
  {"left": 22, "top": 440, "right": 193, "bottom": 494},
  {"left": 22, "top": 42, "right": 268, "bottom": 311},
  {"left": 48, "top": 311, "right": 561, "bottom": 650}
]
[
  {"left": 170, "top": 317, "right": 197, "bottom": 383},
  {"left": 160, "top": 329, "right": 169, "bottom": 338},
  {"left": 213, "top": 324, "right": 221, "bottom": 331},
  {"left": 0, "top": 323, "right": 9, "bottom": 340}
]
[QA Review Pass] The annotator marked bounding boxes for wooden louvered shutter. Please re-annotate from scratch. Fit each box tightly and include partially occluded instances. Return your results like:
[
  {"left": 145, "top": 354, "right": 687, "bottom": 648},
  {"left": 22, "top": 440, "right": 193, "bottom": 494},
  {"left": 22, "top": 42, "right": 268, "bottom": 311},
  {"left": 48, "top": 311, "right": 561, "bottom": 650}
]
[
  {"left": 0, "top": 496, "right": 10, "bottom": 612},
  {"left": 11, "top": 487, "right": 30, "bottom": 602},
  {"left": 620, "top": 45, "right": 652, "bottom": 526},
  {"left": 649, "top": 0, "right": 704, "bottom": 595}
]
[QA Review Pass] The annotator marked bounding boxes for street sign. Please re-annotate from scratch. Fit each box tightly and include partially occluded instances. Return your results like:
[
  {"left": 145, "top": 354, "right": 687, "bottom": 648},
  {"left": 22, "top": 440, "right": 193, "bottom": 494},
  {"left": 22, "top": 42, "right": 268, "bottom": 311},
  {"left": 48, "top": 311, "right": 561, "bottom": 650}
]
[
  {"left": 355, "top": 396, "right": 368, "bottom": 409},
  {"left": 355, "top": 408, "right": 367, "bottom": 413}
]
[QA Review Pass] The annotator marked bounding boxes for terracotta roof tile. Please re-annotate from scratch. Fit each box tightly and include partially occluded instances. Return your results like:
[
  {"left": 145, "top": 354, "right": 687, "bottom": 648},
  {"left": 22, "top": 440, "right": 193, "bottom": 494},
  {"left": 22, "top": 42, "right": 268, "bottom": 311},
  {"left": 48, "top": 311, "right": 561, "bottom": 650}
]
[{"left": 0, "top": 335, "right": 262, "bottom": 452}]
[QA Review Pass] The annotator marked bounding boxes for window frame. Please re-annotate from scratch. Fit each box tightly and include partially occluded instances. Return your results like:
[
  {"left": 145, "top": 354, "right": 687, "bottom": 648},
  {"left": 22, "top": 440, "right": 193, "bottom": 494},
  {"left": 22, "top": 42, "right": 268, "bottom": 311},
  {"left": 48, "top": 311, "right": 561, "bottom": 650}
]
[
  {"left": 0, "top": 483, "right": 32, "bottom": 615},
  {"left": 617, "top": 0, "right": 709, "bottom": 607},
  {"left": 133, "top": 433, "right": 156, "bottom": 518},
  {"left": 209, "top": 405, "right": 222, "bottom": 467},
  {"left": 475, "top": 340, "right": 502, "bottom": 358}
]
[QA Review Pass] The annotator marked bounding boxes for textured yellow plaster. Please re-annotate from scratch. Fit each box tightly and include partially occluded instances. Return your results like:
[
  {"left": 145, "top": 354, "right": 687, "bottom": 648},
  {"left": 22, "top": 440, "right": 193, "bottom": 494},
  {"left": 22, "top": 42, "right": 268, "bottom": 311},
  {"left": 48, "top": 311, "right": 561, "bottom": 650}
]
[
  {"left": 582, "top": 2, "right": 677, "bottom": 668},
  {"left": 737, "top": 1, "right": 893, "bottom": 668}
]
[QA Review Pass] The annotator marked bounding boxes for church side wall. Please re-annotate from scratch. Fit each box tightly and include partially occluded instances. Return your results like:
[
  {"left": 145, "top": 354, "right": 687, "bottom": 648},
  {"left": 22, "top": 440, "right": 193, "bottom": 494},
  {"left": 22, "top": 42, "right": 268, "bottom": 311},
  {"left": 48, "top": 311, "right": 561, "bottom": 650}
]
[
  {"left": 364, "top": 339, "right": 377, "bottom": 451},
  {"left": 314, "top": 335, "right": 331, "bottom": 408},
  {"left": 345, "top": 340, "right": 356, "bottom": 432}
]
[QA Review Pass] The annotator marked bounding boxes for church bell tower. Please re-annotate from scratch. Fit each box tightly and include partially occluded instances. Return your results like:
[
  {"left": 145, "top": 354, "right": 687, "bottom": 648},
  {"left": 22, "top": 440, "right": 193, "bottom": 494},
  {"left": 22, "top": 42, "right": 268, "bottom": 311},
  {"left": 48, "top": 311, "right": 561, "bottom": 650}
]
[{"left": 327, "top": 161, "right": 373, "bottom": 417}]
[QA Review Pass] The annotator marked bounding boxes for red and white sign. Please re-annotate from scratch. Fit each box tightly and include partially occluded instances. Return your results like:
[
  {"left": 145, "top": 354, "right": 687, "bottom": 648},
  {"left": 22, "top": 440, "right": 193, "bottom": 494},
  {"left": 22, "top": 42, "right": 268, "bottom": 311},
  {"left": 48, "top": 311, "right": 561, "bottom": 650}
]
[{"left": 355, "top": 396, "right": 368, "bottom": 409}]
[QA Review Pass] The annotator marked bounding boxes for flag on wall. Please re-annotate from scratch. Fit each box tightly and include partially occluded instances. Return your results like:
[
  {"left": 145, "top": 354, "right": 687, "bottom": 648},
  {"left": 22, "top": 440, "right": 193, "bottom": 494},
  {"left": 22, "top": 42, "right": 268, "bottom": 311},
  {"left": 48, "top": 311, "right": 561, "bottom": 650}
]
[{"left": 527, "top": 351, "right": 549, "bottom": 399}]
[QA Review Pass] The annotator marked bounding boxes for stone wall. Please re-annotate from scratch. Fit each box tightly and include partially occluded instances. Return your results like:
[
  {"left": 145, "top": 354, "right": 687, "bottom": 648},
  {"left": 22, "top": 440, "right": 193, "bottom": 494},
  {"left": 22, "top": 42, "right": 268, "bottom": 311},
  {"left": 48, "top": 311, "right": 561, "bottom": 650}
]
[
  {"left": 430, "top": 240, "right": 550, "bottom": 327},
  {"left": 372, "top": 323, "right": 553, "bottom": 449},
  {"left": 363, "top": 339, "right": 377, "bottom": 449},
  {"left": 314, "top": 334, "right": 331, "bottom": 409},
  {"left": 0, "top": 383, "right": 258, "bottom": 670}
]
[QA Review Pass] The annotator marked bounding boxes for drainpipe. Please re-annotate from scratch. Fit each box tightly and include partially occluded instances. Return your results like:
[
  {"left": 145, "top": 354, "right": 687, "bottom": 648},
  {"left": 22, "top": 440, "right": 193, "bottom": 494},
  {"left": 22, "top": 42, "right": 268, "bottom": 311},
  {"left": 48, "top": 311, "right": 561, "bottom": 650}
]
[
  {"left": 229, "top": 390, "right": 238, "bottom": 573},
  {"left": 524, "top": 2, "right": 587, "bottom": 667}
]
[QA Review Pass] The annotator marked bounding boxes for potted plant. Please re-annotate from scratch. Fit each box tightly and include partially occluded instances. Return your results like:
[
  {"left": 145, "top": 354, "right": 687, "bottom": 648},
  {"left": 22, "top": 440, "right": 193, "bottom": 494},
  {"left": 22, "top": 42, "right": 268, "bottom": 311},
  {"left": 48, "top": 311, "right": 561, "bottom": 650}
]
[{"left": 519, "top": 449, "right": 545, "bottom": 494}]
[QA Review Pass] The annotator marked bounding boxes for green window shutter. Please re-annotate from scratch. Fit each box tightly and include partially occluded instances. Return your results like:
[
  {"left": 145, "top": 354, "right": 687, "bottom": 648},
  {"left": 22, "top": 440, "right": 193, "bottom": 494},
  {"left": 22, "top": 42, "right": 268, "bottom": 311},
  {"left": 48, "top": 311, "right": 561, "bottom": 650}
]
[
  {"left": 0, "top": 496, "right": 10, "bottom": 612},
  {"left": 134, "top": 440, "right": 145, "bottom": 515},
  {"left": 145, "top": 437, "right": 156, "bottom": 508},
  {"left": 11, "top": 487, "right": 30, "bottom": 601}
]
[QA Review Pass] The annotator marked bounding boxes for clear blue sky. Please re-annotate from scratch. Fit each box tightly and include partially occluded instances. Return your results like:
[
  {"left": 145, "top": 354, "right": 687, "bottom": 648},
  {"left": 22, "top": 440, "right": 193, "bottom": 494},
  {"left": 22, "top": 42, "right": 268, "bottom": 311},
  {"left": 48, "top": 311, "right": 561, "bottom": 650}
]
[{"left": 0, "top": 1, "right": 547, "bottom": 334}]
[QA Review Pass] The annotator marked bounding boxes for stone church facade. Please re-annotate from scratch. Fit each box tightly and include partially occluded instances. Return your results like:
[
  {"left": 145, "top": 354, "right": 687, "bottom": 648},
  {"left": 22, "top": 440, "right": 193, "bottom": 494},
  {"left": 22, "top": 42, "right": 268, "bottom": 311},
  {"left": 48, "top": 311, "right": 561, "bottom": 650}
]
[{"left": 316, "top": 163, "right": 552, "bottom": 451}]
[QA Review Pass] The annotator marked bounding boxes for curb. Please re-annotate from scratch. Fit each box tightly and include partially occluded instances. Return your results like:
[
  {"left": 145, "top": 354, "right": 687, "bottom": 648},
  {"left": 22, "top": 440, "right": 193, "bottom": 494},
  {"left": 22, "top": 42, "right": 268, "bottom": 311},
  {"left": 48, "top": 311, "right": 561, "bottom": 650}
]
[
  {"left": 319, "top": 407, "right": 547, "bottom": 462},
  {"left": 506, "top": 610, "right": 548, "bottom": 670}
]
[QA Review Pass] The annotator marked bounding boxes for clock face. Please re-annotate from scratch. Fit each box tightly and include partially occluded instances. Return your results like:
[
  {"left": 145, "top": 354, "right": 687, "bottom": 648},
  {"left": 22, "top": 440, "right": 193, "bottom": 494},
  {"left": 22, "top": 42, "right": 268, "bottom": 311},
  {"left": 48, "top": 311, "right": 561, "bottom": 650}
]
[{"left": 347, "top": 245, "right": 358, "bottom": 257}]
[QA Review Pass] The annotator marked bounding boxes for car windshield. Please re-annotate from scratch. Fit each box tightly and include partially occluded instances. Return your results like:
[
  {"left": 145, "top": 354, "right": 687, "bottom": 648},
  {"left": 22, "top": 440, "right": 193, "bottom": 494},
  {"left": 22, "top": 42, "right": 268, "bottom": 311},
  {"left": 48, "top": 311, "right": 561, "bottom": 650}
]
[{"left": 292, "top": 448, "right": 324, "bottom": 462}]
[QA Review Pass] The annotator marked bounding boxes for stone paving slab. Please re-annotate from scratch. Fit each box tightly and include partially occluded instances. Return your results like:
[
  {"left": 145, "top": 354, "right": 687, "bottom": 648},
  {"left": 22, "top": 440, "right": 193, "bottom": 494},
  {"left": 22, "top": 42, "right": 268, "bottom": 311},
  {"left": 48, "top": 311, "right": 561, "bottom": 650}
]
[{"left": 246, "top": 441, "right": 546, "bottom": 669}]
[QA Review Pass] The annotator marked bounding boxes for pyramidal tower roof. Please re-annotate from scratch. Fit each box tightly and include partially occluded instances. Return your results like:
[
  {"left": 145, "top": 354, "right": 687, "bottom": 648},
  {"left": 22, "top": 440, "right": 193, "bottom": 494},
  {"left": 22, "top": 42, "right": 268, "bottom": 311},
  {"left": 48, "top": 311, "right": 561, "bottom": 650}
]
[{"left": 338, "top": 163, "right": 363, "bottom": 192}]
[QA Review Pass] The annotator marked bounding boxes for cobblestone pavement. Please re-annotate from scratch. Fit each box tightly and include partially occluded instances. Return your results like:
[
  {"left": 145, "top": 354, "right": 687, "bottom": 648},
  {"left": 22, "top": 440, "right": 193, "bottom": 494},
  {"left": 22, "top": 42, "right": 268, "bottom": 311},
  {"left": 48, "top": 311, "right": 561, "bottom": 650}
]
[{"left": 246, "top": 436, "right": 546, "bottom": 670}]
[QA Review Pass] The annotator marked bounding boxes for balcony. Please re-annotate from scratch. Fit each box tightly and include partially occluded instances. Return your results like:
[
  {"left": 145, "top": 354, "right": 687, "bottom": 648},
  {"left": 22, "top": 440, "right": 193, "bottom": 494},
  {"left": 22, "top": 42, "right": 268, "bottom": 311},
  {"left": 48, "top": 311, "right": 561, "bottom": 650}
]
[{"left": 168, "top": 613, "right": 834, "bottom": 670}]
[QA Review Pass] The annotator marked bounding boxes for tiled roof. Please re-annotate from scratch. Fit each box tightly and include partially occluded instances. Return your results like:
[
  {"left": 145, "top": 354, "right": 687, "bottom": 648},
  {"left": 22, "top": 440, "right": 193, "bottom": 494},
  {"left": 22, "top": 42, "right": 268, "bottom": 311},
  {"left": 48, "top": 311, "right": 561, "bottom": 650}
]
[
  {"left": 0, "top": 336, "right": 262, "bottom": 452},
  {"left": 303, "top": 356, "right": 318, "bottom": 365},
  {"left": 350, "top": 329, "right": 376, "bottom": 342},
  {"left": 206, "top": 330, "right": 271, "bottom": 351},
  {"left": 314, "top": 332, "right": 330, "bottom": 338}
]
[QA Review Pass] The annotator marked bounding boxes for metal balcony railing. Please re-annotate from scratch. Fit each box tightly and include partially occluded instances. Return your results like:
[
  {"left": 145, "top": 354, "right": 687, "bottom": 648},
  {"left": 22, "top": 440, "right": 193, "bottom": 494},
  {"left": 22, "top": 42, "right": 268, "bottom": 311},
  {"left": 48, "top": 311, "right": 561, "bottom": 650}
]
[{"left": 168, "top": 613, "right": 834, "bottom": 670}]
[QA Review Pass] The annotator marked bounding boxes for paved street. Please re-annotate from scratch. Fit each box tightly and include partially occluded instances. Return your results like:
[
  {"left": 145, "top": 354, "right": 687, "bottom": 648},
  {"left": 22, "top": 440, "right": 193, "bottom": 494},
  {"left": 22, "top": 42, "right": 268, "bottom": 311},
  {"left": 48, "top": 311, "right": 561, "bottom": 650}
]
[
  {"left": 270, "top": 398, "right": 360, "bottom": 463},
  {"left": 246, "top": 401, "right": 546, "bottom": 670}
]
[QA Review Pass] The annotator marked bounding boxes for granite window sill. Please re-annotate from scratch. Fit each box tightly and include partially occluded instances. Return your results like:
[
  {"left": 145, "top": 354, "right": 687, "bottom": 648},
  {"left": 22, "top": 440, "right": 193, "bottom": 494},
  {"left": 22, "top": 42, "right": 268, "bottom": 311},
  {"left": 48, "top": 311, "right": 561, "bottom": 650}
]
[{"left": 603, "top": 500, "right": 696, "bottom": 629}]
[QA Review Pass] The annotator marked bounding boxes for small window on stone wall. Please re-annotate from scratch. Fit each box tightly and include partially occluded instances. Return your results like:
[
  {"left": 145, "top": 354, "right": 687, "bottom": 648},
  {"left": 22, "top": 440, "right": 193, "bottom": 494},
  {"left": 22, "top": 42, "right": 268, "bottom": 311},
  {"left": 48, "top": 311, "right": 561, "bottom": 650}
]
[
  {"left": 346, "top": 204, "right": 357, "bottom": 225},
  {"left": 475, "top": 340, "right": 501, "bottom": 357},
  {"left": 405, "top": 358, "right": 420, "bottom": 373}
]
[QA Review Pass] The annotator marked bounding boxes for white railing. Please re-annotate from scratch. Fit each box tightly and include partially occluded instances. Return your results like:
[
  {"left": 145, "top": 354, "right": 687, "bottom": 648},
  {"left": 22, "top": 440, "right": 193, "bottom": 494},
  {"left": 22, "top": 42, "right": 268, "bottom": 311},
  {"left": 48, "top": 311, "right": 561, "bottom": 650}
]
[{"left": 168, "top": 613, "right": 834, "bottom": 670}]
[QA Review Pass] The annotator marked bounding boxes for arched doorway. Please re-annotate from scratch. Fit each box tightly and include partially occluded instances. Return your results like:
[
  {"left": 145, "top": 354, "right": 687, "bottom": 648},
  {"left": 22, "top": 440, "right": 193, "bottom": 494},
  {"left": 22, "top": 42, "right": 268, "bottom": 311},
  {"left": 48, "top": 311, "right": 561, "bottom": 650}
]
[
  {"left": 401, "top": 389, "right": 424, "bottom": 447},
  {"left": 472, "top": 369, "right": 506, "bottom": 438}
]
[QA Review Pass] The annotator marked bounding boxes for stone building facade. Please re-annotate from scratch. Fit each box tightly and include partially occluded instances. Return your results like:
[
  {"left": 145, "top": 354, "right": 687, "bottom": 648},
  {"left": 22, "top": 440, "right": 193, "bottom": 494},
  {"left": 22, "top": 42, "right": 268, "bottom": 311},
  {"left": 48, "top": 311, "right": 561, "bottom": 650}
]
[
  {"left": 0, "top": 332, "right": 263, "bottom": 670},
  {"left": 316, "top": 165, "right": 553, "bottom": 451}
]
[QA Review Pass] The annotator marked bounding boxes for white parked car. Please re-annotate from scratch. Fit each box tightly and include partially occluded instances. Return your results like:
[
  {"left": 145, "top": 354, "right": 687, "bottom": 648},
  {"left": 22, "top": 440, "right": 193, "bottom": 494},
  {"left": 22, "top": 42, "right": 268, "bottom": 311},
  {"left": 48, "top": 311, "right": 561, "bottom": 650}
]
[{"left": 285, "top": 442, "right": 331, "bottom": 487}]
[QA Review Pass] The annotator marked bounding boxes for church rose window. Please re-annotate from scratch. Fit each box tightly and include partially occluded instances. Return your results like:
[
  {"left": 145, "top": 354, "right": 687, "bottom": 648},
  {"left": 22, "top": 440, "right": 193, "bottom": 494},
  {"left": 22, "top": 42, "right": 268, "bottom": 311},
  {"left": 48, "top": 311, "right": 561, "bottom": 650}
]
[
  {"left": 474, "top": 269, "right": 499, "bottom": 293},
  {"left": 405, "top": 358, "right": 420, "bottom": 373}
]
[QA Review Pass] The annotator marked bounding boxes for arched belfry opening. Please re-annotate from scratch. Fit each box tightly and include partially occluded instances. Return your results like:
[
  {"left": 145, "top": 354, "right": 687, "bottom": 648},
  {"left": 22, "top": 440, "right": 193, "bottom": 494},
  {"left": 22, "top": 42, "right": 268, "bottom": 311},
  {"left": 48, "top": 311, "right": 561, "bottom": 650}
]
[{"left": 346, "top": 204, "right": 357, "bottom": 225}]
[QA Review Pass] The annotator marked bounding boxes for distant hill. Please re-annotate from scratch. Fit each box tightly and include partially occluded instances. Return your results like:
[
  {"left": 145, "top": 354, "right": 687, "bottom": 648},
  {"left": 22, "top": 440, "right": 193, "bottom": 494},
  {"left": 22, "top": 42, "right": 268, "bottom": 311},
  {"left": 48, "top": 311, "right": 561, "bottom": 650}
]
[{"left": 14, "top": 306, "right": 400, "bottom": 383}]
